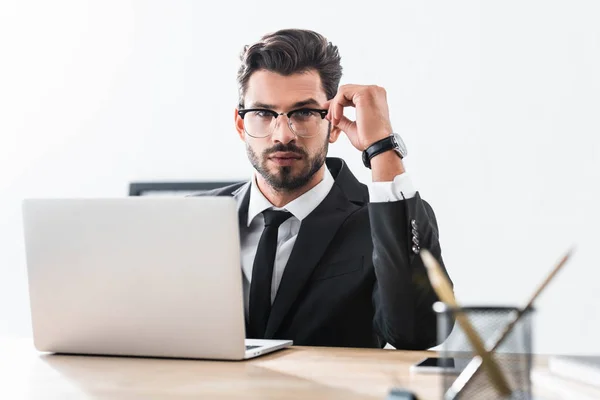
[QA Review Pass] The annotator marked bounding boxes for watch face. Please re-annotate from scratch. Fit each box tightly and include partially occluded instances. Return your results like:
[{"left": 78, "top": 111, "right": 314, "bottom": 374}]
[{"left": 392, "top": 133, "right": 408, "bottom": 158}]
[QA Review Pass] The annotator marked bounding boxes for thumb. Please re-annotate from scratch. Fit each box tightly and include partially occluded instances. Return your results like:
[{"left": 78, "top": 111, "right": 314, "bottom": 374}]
[{"left": 336, "top": 115, "right": 357, "bottom": 136}]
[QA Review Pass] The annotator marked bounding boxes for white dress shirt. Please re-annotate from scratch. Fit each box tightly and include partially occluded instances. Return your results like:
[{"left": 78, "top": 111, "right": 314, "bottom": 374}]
[{"left": 234, "top": 168, "right": 417, "bottom": 318}]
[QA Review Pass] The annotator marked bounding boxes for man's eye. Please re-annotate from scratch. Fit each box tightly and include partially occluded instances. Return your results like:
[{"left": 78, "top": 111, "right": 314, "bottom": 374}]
[
  {"left": 292, "top": 109, "right": 318, "bottom": 121},
  {"left": 296, "top": 110, "right": 314, "bottom": 117},
  {"left": 253, "top": 110, "right": 273, "bottom": 119}
]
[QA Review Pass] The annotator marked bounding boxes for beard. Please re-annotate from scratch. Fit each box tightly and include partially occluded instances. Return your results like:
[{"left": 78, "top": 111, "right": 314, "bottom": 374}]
[{"left": 247, "top": 138, "right": 328, "bottom": 192}]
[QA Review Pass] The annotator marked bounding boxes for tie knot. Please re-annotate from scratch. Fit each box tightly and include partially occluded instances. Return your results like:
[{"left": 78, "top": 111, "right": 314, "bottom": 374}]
[{"left": 262, "top": 210, "right": 292, "bottom": 228}]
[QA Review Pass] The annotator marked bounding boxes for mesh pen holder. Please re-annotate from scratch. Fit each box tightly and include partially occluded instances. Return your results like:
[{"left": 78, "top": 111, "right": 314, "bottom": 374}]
[{"left": 435, "top": 303, "right": 535, "bottom": 400}]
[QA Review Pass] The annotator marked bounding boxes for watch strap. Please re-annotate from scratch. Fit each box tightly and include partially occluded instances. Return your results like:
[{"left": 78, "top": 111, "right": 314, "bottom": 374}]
[{"left": 362, "top": 136, "right": 397, "bottom": 169}]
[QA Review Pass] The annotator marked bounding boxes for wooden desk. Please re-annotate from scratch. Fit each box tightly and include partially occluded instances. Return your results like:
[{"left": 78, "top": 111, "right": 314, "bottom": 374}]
[{"left": 1, "top": 338, "right": 598, "bottom": 399}]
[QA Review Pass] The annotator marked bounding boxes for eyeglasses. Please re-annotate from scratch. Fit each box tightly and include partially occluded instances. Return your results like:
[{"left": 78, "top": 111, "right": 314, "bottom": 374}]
[{"left": 237, "top": 108, "right": 329, "bottom": 138}]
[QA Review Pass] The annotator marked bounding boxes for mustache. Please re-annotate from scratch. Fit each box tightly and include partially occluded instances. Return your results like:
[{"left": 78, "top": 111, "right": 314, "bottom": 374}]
[{"left": 263, "top": 143, "right": 308, "bottom": 158}]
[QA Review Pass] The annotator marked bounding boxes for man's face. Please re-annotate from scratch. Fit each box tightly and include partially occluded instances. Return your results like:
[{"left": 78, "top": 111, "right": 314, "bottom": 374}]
[{"left": 235, "top": 70, "right": 340, "bottom": 192}]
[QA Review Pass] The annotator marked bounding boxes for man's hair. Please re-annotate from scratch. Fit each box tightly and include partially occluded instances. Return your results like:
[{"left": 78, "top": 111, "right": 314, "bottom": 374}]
[{"left": 237, "top": 29, "right": 342, "bottom": 108}]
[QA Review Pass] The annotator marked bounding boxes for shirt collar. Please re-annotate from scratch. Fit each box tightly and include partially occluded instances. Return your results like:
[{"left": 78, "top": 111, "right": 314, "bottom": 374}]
[{"left": 246, "top": 167, "right": 334, "bottom": 227}]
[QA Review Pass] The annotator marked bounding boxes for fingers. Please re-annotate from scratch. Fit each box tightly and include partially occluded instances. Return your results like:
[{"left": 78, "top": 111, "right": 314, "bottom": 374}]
[
  {"left": 325, "top": 84, "right": 378, "bottom": 128},
  {"left": 325, "top": 100, "right": 353, "bottom": 128},
  {"left": 323, "top": 84, "right": 390, "bottom": 152},
  {"left": 336, "top": 115, "right": 356, "bottom": 134},
  {"left": 326, "top": 87, "right": 356, "bottom": 126}
]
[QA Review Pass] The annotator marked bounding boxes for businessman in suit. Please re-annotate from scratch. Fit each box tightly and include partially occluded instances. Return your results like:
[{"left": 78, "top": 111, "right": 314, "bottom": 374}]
[{"left": 196, "top": 29, "right": 452, "bottom": 350}]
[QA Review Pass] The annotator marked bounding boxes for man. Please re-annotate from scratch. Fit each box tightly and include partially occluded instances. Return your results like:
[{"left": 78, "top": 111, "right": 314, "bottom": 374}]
[{"left": 197, "top": 29, "right": 451, "bottom": 350}]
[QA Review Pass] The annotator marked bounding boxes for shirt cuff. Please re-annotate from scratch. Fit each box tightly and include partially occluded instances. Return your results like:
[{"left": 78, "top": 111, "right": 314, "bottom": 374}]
[{"left": 368, "top": 173, "right": 417, "bottom": 202}]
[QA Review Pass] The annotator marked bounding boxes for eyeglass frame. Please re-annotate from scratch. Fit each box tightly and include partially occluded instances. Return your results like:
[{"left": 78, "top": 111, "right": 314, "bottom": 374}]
[{"left": 237, "top": 107, "right": 329, "bottom": 138}]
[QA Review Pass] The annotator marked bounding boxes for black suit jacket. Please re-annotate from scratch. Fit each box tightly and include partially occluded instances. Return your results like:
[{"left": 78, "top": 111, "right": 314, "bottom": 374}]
[{"left": 196, "top": 157, "right": 451, "bottom": 350}]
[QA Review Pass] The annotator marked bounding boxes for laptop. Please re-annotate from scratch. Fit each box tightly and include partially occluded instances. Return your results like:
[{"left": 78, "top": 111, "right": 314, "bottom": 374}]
[{"left": 22, "top": 197, "right": 292, "bottom": 360}]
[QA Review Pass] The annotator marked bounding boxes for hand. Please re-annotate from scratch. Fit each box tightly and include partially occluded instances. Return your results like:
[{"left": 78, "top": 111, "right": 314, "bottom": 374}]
[{"left": 324, "top": 84, "right": 393, "bottom": 151}]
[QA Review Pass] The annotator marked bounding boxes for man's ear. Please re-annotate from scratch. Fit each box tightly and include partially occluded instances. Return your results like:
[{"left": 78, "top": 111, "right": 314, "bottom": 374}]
[
  {"left": 328, "top": 123, "right": 342, "bottom": 144},
  {"left": 234, "top": 108, "right": 245, "bottom": 141}
]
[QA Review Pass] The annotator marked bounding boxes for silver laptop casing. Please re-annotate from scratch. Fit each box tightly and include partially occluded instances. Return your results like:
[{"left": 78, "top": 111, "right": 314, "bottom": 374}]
[{"left": 22, "top": 197, "right": 291, "bottom": 360}]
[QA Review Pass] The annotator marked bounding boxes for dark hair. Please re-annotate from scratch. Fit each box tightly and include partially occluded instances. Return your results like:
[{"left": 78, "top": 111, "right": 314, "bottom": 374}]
[{"left": 237, "top": 29, "right": 342, "bottom": 108}]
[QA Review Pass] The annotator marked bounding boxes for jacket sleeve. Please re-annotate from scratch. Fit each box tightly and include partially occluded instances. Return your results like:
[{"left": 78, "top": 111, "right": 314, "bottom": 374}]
[{"left": 369, "top": 192, "right": 453, "bottom": 350}]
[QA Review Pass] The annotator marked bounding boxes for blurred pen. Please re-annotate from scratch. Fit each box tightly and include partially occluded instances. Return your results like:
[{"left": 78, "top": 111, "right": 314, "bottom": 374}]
[
  {"left": 420, "top": 249, "right": 512, "bottom": 398},
  {"left": 447, "top": 247, "right": 575, "bottom": 399}
]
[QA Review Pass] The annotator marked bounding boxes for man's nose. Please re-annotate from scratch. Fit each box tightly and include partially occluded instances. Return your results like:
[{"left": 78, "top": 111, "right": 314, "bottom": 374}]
[{"left": 270, "top": 116, "right": 296, "bottom": 145}]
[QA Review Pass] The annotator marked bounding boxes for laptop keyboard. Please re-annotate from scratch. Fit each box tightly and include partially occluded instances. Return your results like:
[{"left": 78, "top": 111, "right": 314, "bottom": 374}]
[{"left": 245, "top": 345, "right": 261, "bottom": 350}]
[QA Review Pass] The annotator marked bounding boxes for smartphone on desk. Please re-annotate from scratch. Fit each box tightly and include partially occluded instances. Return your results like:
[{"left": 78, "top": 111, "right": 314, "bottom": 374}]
[{"left": 410, "top": 357, "right": 470, "bottom": 374}]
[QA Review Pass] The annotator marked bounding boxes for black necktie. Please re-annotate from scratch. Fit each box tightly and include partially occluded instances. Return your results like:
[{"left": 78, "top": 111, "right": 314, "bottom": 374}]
[{"left": 248, "top": 210, "right": 292, "bottom": 338}]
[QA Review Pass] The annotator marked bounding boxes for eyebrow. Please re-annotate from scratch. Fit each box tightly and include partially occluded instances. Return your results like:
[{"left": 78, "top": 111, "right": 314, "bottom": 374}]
[
  {"left": 291, "top": 98, "right": 321, "bottom": 108},
  {"left": 247, "top": 98, "right": 322, "bottom": 110}
]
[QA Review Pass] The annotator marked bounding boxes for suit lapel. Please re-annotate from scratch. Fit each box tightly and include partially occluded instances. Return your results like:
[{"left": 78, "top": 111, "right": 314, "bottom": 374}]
[{"left": 264, "top": 183, "right": 360, "bottom": 338}]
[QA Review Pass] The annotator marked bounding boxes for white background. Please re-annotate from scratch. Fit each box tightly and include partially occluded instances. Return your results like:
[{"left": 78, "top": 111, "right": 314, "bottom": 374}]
[{"left": 1, "top": 0, "right": 599, "bottom": 355}]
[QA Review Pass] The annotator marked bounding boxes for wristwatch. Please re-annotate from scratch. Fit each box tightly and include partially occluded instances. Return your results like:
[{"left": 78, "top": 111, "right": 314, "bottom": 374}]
[{"left": 362, "top": 133, "right": 408, "bottom": 169}]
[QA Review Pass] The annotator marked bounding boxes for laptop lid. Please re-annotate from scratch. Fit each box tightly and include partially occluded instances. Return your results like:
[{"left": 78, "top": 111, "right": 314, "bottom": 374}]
[{"left": 22, "top": 197, "right": 247, "bottom": 360}]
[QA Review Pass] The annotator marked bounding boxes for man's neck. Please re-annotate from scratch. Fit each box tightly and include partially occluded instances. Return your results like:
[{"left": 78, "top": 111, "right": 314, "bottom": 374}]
[{"left": 256, "top": 165, "right": 326, "bottom": 208}]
